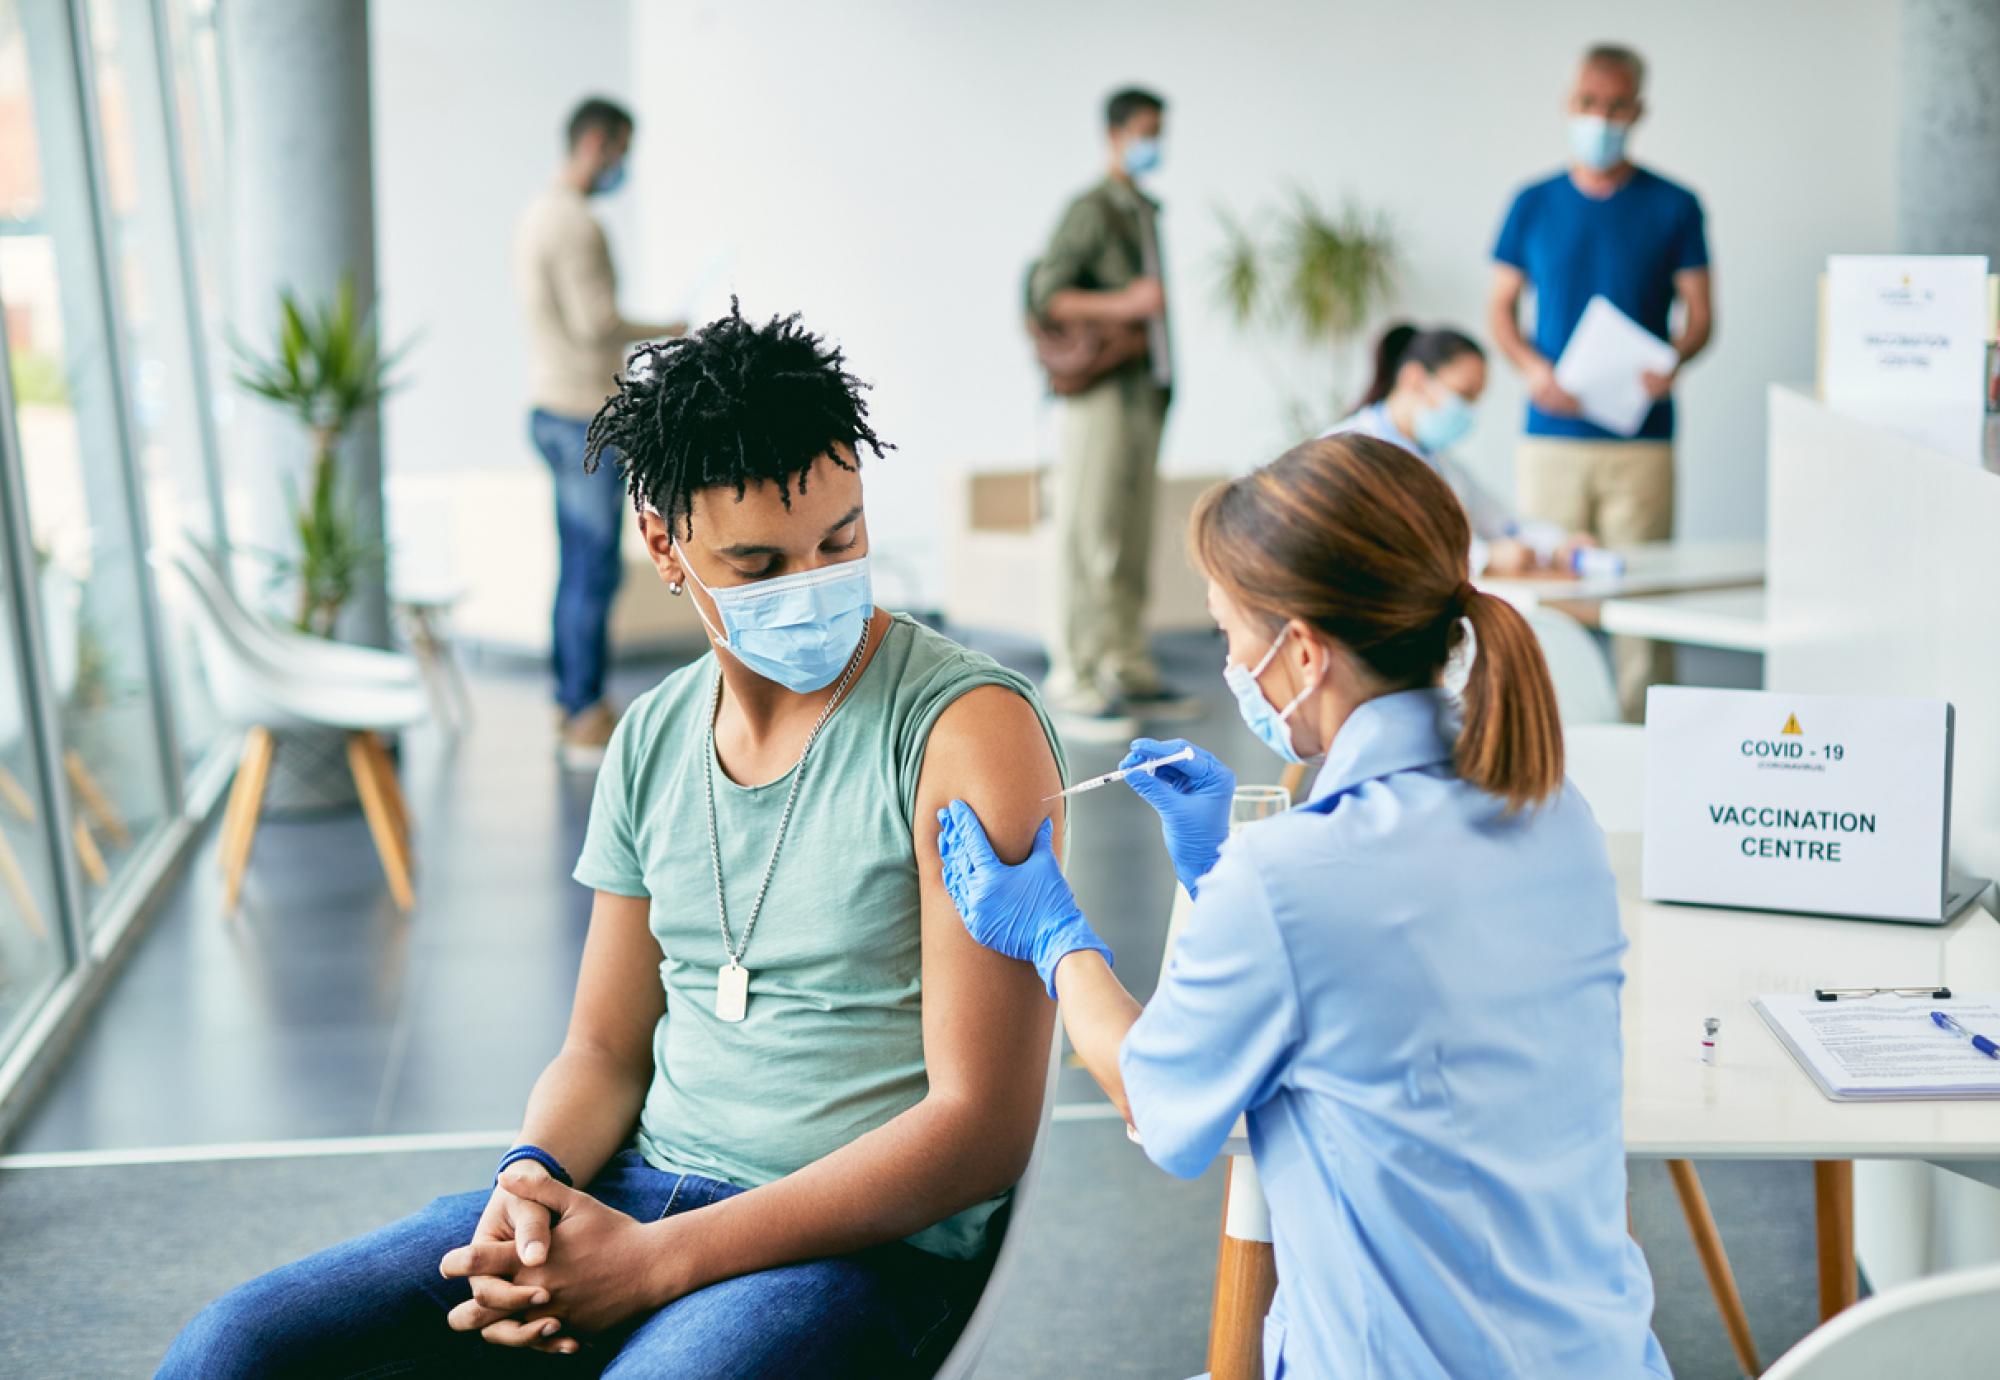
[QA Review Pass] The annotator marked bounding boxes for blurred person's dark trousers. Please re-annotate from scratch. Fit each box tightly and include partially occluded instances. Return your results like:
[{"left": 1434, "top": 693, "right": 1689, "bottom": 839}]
[{"left": 531, "top": 408, "right": 626, "bottom": 716}]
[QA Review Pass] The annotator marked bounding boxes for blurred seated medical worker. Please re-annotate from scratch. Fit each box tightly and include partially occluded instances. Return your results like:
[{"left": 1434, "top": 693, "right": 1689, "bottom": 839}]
[
  {"left": 939, "top": 433, "right": 1669, "bottom": 1379},
  {"left": 1328, "top": 322, "right": 1594, "bottom": 578}
]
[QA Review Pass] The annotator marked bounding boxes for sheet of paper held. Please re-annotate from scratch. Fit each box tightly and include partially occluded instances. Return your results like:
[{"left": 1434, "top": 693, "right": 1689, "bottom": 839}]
[
  {"left": 1553, "top": 294, "right": 1681, "bottom": 438},
  {"left": 1752, "top": 992, "right": 2000, "bottom": 1100},
  {"left": 1044, "top": 746, "right": 1196, "bottom": 801}
]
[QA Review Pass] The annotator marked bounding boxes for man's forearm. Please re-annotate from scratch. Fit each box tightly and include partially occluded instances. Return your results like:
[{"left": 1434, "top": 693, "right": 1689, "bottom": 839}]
[
  {"left": 657, "top": 1092, "right": 1032, "bottom": 1296},
  {"left": 513, "top": 1045, "right": 650, "bottom": 1186},
  {"left": 619, "top": 316, "right": 685, "bottom": 345},
  {"left": 1042, "top": 286, "right": 1138, "bottom": 326},
  {"left": 1487, "top": 293, "right": 1543, "bottom": 374}
]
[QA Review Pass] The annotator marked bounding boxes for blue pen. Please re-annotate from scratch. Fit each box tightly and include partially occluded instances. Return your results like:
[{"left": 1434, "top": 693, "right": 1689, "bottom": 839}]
[{"left": 1931, "top": 1011, "right": 2000, "bottom": 1059}]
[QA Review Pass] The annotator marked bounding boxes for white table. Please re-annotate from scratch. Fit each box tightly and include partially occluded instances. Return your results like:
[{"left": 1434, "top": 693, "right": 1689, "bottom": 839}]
[
  {"left": 1598, "top": 587, "right": 1771, "bottom": 654},
  {"left": 1201, "top": 828, "right": 2000, "bottom": 1378},
  {"left": 1482, "top": 538, "right": 1766, "bottom": 609}
]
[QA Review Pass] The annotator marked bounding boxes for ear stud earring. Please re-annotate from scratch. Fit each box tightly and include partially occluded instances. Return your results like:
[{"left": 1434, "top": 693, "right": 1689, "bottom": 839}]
[{"left": 668, "top": 581, "right": 685, "bottom": 596}]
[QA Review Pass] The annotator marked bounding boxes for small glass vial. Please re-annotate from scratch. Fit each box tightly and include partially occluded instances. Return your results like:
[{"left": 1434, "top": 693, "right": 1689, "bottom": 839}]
[{"left": 1701, "top": 1017, "right": 1721, "bottom": 1066}]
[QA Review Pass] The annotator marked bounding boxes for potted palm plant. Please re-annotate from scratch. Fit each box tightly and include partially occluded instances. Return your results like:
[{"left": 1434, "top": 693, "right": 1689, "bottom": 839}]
[
  {"left": 234, "top": 276, "right": 406, "bottom": 638},
  {"left": 1214, "top": 193, "right": 1399, "bottom": 441}
]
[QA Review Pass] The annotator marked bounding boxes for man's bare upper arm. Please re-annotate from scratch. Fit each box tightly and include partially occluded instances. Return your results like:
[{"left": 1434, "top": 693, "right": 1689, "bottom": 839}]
[
  {"left": 911, "top": 685, "right": 1062, "bottom": 1133},
  {"left": 563, "top": 889, "right": 667, "bottom": 1078}
]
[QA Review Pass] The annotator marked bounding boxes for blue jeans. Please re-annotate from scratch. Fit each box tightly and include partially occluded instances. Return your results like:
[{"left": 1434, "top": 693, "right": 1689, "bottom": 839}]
[
  {"left": 158, "top": 1151, "right": 986, "bottom": 1378},
  {"left": 531, "top": 409, "right": 626, "bottom": 716}
]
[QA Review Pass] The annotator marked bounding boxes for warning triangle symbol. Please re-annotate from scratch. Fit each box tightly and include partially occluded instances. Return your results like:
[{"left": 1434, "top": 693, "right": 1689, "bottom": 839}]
[{"left": 1780, "top": 714, "right": 1803, "bottom": 736}]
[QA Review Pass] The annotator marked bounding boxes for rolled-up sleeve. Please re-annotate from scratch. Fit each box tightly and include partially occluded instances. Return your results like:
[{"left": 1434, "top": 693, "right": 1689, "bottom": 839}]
[
  {"left": 1120, "top": 839, "right": 1302, "bottom": 1179},
  {"left": 1027, "top": 195, "right": 1108, "bottom": 317}
]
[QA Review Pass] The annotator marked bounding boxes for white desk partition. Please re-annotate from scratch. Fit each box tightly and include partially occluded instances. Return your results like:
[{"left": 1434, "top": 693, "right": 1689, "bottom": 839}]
[
  {"left": 1765, "top": 384, "right": 2000, "bottom": 1287},
  {"left": 1766, "top": 386, "right": 2000, "bottom": 886}
]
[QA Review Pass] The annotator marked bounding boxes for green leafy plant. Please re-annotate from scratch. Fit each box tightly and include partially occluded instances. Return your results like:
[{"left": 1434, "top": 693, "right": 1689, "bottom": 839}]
[
  {"left": 233, "top": 277, "right": 409, "bottom": 635},
  {"left": 1212, "top": 193, "right": 1399, "bottom": 435},
  {"left": 9, "top": 349, "right": 70, "bottom": 407}
]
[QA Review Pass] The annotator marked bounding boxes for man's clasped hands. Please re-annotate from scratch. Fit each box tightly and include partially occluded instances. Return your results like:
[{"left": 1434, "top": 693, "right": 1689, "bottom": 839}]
[{"left": 437, "top": 1162, "right": 691, "bottom": 1354}]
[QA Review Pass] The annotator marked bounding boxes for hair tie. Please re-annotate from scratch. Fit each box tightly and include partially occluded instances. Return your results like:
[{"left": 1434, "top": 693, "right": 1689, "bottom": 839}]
[{"left": 1453, "top": 581, "right": 1478, "bottom": 618}]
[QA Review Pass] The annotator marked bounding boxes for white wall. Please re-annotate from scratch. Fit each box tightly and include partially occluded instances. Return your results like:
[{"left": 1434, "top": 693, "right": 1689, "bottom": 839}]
[
  {"left": 371, "top": 0, "right": 1901, "bottom": 612},
  {"left": 625, "top": 0, "right": 1898, "bottom": 606},
  {"left": 370, "top": 0, "right": 638, "bottom": 482}
]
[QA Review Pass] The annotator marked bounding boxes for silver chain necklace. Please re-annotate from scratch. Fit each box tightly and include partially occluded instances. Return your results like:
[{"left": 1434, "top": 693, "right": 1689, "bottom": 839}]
[{"left": 701, "top": 624, "right": 872, "bottom": 1023}]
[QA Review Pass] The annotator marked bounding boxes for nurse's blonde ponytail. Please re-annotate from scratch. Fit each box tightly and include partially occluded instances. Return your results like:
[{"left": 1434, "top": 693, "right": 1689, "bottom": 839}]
[{"left": 1190, "top": 434, "right": 1564, "bottom": 812}]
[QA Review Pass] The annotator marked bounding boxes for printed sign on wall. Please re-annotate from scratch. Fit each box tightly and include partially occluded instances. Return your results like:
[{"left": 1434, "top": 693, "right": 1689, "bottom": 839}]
[
  {"left": 1642, "top": 687, "right": 1954, "bottom": 922},
  {"left": 1823, "top": 254, "right": 1990, "bottom": 461}
]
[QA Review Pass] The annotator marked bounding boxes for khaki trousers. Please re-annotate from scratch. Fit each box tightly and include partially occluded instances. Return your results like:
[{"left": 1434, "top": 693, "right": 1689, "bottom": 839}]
[
  {"left": 1048, "top": 376, "right": 1169, "bottom": 698},
  {"left": 1516, "top": 437, "right": 1675, "bottom": 721}
]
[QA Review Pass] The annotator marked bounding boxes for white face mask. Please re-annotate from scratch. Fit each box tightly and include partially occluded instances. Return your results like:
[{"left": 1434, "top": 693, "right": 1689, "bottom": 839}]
[{"left": 1222, "top": 627, "right": 1319, "bottom": 765}]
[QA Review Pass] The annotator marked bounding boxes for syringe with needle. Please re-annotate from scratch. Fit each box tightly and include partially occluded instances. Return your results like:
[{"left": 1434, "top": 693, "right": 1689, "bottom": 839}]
[{"left": 1043, "top": 746, "right": 1196, "bottom": 801}]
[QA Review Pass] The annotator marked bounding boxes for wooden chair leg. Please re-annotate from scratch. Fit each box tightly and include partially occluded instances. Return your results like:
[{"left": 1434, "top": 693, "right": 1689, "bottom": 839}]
[
  {"left": 1209, "top": 1156, "right": 1279, "bottom": 1380},
  {"left": 0, "top": 827, "right": 49, "bottom": 940},
  {"left": 222, "top": 728, "right": 276, "bottom": 912},
  {"left": 65, "top": 749, "right": 132, "bottom": 849},
  {"left": 0, "top": 763, "right": 35, "bottom": 822},
  {"left": 347, "top": 733, "right": 414, "bottom": 911},
  {"left": 216, "top": 733, "right": 263, "bottom": 873},
  {"left": 71, "top": 817, "right": 109, "bottom": 887},
  {"left": 362, "top": 734, "right": 410, "bottom": 845},
  {"left": 1815, "top": 1160, "right": 1857, "bottom": 1320},
  {"left": 1666, "top": 1159, "right": 1761, "bottom": 1377}
]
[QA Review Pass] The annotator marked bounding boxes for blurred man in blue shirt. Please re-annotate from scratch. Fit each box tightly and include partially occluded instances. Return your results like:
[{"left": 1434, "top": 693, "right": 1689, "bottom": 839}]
[{"left": 1487, "top": 44, "right": 1713, "bottom": 718}]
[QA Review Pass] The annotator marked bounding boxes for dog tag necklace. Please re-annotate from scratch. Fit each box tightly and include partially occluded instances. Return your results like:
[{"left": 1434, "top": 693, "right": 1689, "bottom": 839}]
[{"left": 702, "top": 626, "right": 870, "bottom": 1023}]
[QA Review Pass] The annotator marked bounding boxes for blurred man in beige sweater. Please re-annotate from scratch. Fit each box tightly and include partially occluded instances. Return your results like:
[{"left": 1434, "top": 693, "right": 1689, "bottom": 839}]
[{"left": 515, "top": 96, "right": 683, "bottom": 766}]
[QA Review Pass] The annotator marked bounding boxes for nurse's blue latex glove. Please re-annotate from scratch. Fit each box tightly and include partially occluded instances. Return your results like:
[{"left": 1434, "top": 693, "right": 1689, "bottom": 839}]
[
  {"left": 1120, "top": 737, "right": 1236, "bottom": 897},
  {"left": 937, "top": 800, "right": 1112, "bottom": 999}
]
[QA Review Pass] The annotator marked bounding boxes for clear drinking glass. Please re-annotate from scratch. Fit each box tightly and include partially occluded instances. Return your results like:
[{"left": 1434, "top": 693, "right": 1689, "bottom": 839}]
[{"left": 1231, "top": 784, "right": 1292, "bottom": 833}]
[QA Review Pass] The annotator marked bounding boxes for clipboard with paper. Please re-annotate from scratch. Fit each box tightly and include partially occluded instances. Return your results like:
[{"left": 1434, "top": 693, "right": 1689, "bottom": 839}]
[
  {"left": 1752, "top": 991, "right": 2000, "bottom": 1101},
  {"left": 1553, "top": 295, "right": 1681, "bottom": 437}
]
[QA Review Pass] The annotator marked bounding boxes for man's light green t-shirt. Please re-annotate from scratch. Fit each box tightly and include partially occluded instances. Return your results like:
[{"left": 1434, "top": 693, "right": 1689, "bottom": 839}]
[{"left": 574, "top": 615, "right": 1065, "bottom": 1260}]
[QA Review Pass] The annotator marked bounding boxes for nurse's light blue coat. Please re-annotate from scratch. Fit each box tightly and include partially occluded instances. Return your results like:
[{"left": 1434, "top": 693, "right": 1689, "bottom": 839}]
[{"left": 1120, "top": 689, "right": 1670, "bottom": 1379}]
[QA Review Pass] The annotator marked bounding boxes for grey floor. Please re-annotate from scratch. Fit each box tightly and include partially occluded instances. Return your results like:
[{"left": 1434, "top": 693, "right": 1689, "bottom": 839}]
[{"left": 2, "top": 628, "right": 1822, "bottom": 1377}]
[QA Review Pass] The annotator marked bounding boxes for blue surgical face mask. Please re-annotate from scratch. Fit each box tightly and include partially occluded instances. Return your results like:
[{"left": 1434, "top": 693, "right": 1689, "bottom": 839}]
[
  {"left": 1122, "top": 136, "right": 1161, "bottom": 178},
  {"left": 1222, "top": 628, "right": 1319, "bottom": 765},
  {"left": 589, "top": 160, "right": 627, "bottom": 197},
  {"left": 675, "top": 543, "right": 873, "bottom": 693},
  {"left": 1413, "top": 387, "right": 1475, "bottom": 453},
  {"left": 1566, "top": 115, "right": 1629, "bottom": 172}
]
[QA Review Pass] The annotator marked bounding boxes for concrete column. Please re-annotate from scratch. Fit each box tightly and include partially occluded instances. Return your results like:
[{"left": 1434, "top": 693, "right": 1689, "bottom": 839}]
[
  {"left": 222, "top": 0, "right": 387, "bottom": 649},
  {"left": 1898, "top": 0, "right": 2000, "bottom": 262}
]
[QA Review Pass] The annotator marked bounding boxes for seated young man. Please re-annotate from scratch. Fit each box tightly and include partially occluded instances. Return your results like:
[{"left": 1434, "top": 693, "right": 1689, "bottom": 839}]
[{"left": 161, "top": 305, "right": 1065, "bottom": 1378}]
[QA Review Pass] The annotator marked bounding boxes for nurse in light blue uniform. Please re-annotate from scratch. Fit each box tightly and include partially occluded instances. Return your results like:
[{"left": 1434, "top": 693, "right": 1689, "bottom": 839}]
[
  {"left": 1328, "top": 322, "right": 1591, "bottom": 578},
  {"left": 939, "top": 433, "right": 1669, "bottom": 1379}
]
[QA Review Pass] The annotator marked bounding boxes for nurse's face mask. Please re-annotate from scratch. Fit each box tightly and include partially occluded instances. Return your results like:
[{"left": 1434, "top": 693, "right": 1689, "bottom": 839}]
[
  {"left": 1224, "top": 624, "right": 1321, "bottom": 765},
  {"left": 674, "top": 540, "right": 874, "bottom": 694},
  {"left": 1413, "top": 378, "right": 1476, "bottom": 452}
]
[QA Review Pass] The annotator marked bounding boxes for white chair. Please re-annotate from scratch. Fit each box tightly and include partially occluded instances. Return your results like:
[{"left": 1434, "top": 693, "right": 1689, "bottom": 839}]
[
  {"left": 1525, "top": 604, "right": 1620, "bottom": 726},
  {"left": 1760, "top": 1262, "right": 2000, "bottom": 1379},
  {"left": 152, "top": 551, "right": 428, "bottom": 913},
  {"left": 175, "top": 544, "right": 421, "bottom": 690},
  {"left": 933, "top": 1033, "right": 1064, "bottom": 1378}
]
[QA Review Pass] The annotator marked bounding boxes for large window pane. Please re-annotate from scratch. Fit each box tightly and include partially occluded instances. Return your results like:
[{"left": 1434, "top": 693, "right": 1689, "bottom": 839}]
[
  {"left": 0, "top": 550, "right": 66, "bottom": 1050},
  {"left": 83, "top": 0, "right": 221, "bottom": 774},
  {"left": 1, "top": 0, "right": 171, "bottom": 917}
]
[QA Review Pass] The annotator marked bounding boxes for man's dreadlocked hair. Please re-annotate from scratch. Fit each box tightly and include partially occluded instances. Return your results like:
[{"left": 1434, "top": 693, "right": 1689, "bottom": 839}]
[{"left": 582, "top": 299, "right": 892, "bottom": 537}]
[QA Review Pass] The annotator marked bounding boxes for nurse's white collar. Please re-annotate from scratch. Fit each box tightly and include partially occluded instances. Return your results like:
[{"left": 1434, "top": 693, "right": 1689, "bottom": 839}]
[{"left": 1305, "top": 688, "right": 1456, "bottom": 806}]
